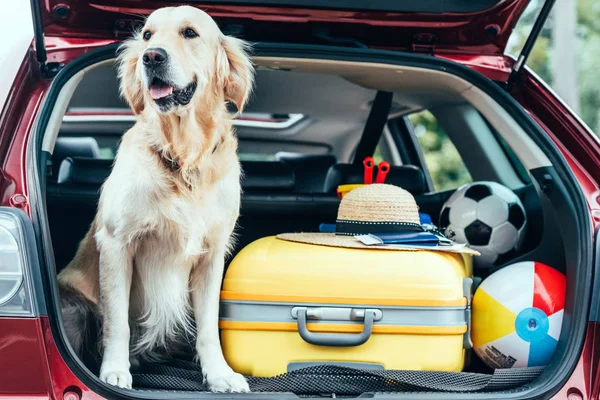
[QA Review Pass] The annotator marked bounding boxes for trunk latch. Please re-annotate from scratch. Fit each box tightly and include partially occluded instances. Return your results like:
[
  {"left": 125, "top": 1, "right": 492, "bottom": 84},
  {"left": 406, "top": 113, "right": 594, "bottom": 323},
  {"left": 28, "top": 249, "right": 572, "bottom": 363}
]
[{"left": 412, "top": 33, "right": 437, "bottom": 55}]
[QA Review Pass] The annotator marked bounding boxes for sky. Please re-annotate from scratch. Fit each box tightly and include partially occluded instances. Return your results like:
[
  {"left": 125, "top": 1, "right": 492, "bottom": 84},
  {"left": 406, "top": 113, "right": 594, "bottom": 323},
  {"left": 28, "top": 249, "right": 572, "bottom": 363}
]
[{"left": 0, "top": 1, "right": 33, "bottom": 106}]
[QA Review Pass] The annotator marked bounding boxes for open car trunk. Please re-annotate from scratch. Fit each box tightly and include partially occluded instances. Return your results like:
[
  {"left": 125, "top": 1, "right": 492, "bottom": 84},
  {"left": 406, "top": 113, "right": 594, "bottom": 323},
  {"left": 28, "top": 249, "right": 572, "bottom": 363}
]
[{"left": 26, "top": 38, "right": 593, "bottom": 400}]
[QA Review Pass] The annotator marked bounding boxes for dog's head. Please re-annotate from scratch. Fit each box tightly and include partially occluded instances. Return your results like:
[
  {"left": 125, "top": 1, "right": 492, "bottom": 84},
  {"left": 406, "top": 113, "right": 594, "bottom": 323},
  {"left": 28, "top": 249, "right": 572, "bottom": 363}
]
[{"left": 117, "top": 6, "right": 253, "bottom": 116}]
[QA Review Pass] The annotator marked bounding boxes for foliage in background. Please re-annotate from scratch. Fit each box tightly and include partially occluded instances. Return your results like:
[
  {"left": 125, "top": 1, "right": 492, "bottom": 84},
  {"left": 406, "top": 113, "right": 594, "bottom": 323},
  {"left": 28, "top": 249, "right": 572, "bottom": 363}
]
[
  {"left": 577, "top": 0, "right": 600, "bottom": 132},
  {"left": 414, "top": 0, "right": 600, "bottom": 192},
  {"left": 508, "top": 0, "right": 600, "bottom": 132},
  {"left": 408, "top": 111, "right": 472, "bottom": 191}
]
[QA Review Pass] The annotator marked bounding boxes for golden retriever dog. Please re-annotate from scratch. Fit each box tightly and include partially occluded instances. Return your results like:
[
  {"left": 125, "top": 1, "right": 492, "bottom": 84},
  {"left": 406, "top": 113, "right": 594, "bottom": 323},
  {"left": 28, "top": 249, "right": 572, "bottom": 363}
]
[{"left": 57, "top": 6, "right": 254, "bottom": 392}]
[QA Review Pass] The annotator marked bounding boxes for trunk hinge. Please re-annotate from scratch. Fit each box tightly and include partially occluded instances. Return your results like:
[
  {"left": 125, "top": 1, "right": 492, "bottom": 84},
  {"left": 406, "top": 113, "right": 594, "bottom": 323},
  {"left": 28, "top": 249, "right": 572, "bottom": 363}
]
[
  {"left": 412, "top": 34, "right": 436, "bottom": 55},
  {"left": 506, "top": 0, "right": 556, "bottom": 91},
  {"left": 29, "top": 0, "right": 63, "bottom": 78}
]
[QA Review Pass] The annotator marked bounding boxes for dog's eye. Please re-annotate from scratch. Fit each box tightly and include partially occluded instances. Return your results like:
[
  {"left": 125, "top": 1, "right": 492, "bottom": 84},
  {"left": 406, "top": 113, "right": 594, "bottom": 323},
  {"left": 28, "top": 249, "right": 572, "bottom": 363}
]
[
  {"left": 183, "top": 28, "right": 198, "bottom": 39},
  {"left": 143, "top": 31, "right": 152, "bottom": 41}
]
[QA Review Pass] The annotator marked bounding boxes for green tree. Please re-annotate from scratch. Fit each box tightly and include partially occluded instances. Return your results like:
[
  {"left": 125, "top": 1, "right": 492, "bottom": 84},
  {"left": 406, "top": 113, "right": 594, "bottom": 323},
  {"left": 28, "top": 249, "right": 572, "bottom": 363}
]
[
  {"left": 509, "top": 0, "right": 600, "bottom": 132},
  {"left": 409, "top": 111, "right": 472, "bottom": 191},
  {"left": 576, "top": 0, "right": 600, "bottom": 132}
]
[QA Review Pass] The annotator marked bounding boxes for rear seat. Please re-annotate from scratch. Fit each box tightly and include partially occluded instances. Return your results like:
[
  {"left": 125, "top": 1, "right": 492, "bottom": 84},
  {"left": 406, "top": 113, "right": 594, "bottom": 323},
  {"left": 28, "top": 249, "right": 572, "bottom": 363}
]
[
  {"left": 48, "top": 157, "right": 299, "bottom": 214},
  {"left": 46, "top": 157, "right": 298, "bottom": 269},
  {"left": 50, "top": 137, "right": 101, "bottom": 181},
  {"left": 57, "top": 157, "right": 113, "bottom": 186},
  {"left": 275, "top": 153, "right": 336, "bottom": 193},
  {"left": 241, "top": 161, "right": 295, "bottom": 192},
  {"left": 47, "top": 155, "right": 434, "bottom": 271},
  {"left": 54, "top": 157, "right": 296, "bottom": 192},
  {"left": 324, "top": 163, "right": 428, "bottom": 195}
]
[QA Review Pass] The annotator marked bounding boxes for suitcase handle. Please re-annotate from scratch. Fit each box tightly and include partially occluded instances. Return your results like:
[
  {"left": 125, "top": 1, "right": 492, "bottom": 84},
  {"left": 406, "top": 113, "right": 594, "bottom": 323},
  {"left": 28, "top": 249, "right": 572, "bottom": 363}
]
[{"left": 296, "top": 308, "right": 375, "bottom": 347}]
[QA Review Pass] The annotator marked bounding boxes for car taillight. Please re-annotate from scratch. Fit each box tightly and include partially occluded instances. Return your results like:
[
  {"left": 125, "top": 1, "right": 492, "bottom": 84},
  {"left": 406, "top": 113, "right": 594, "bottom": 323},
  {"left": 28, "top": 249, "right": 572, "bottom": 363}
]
[{"left": 0, "top": 210, "right": 37, "bottom": 317}]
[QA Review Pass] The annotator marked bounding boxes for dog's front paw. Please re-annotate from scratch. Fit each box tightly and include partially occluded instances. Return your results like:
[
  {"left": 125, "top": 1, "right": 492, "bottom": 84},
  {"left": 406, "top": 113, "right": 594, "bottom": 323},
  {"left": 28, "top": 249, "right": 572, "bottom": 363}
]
[
  {"left": 100, "top": 365, "right": 133, "bottom": 389},
  {"left": 205, "top": 370, "right": 250, "bottom": 393}
]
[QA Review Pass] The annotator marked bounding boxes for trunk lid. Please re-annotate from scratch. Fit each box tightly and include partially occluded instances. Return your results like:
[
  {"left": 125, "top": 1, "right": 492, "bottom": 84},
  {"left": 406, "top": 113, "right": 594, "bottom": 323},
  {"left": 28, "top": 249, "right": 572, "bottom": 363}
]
[
  {"left": 32, "top": 1, "right": 537, "bottom": 53},
  {"left": 30, "top": 0, "right": 554, "bottom": 83}
]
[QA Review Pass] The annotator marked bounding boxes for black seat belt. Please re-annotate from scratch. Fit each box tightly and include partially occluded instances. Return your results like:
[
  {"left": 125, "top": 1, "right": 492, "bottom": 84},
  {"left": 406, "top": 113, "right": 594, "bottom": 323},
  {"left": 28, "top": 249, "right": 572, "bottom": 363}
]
[{"left": 353, "top": 91, "right": 394, "bottom": 165}]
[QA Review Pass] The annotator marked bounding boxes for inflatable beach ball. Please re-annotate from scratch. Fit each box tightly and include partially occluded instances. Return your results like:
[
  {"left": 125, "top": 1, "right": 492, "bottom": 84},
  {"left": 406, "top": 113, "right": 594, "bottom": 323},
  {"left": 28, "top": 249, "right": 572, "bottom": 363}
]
[{"left": 472, "top": 261, "right": 565, "bottom": 369}]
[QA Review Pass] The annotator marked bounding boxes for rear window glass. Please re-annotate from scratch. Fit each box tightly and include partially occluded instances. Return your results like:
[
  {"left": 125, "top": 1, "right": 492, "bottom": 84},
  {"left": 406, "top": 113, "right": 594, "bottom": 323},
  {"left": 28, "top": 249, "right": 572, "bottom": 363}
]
[
  {"left": 407, "top": 110, "right": 472, "bottom": 191},
  {"left": 59, "top": 109, "right": 326, "bottom": 162},
  {"left": 238, "top": 140, "right": 332, "bottom": 162}
]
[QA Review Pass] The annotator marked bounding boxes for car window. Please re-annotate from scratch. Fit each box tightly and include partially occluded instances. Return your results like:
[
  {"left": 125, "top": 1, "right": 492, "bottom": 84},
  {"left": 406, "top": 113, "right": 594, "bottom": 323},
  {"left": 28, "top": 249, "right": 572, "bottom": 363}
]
[
  {"left": 484, "top": 118, "right": 531, "bottom": 184},
  {"left": 407, "top": 110, "right": 472, "bottom": 192},
  {"left": 56, "top": 135, "right": 332, "bottom": 163},
  {"left": 238, "top": 153, "right": 277, "bottom": 162},
  {"left": 238, "top": 140, "right": 332, "bottom": 162},
  {"left": 59, "top": 110, "right": 334, "bottom": 163},
  {"left": 372, "top": 145, "right": 384, "bottom": 165},
  {"left": 97, "top": 144, "right": 117, "bottom": 159}
]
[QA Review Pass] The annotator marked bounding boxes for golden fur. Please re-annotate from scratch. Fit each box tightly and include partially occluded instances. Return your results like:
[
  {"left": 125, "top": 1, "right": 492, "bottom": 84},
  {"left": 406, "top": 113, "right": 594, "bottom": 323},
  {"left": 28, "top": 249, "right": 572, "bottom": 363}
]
[{"left": 58, "top": 6, "right": 254, "bottom": 392}]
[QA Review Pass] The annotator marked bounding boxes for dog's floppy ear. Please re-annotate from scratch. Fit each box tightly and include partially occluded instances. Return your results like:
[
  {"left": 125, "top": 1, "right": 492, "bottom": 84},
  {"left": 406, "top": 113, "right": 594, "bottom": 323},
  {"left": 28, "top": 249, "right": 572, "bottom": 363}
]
[
  {"left": 219, "top": 36, "right": 254, "bottom": 113},
  {"left": 117, "top": 35, "right": 145, "bottom": 115}
]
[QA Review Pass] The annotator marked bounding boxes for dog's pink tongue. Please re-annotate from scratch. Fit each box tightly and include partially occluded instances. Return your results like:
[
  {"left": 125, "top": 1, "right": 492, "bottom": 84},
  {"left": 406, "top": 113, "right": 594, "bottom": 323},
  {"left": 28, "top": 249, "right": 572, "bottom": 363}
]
[{"left": 150, "top": 85, "right": 173, "bottom": 100}]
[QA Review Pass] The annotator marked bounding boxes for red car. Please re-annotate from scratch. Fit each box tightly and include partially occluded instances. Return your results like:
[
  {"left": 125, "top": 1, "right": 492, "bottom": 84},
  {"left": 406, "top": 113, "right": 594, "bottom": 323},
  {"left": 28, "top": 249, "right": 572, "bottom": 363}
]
[{"left": 1, "top": 0, "right": 599, "bottom": 399}]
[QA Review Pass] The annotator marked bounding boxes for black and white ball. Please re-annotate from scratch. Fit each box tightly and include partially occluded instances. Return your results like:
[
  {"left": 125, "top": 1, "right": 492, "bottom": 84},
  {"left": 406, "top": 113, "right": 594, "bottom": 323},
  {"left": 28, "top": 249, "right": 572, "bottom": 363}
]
[{"left": 439, "top": 182, "right": 527, "bottom": 269}]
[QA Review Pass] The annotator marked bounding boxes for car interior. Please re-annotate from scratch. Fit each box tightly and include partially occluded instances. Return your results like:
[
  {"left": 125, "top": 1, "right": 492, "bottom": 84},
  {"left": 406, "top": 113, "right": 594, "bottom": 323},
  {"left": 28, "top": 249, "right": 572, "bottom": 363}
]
[{"left": 37, "top": 53, "right": 580, "bottom": 397}]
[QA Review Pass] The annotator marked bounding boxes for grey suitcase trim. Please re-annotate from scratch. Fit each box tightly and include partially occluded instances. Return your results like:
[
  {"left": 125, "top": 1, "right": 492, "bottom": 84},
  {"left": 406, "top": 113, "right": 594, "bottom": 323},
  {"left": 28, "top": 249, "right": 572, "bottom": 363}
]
[
  {"left": 220, "top": 300, "right": 468, "bottom": 327},
  {"left": 220, "top": 277, "right": 473, "bottom": 348}
]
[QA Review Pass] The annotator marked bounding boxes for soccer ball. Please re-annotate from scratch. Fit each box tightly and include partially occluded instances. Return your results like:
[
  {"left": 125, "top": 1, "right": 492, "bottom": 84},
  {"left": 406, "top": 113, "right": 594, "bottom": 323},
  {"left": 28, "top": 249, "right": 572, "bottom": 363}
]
[{"left": 439, "top": 182, "right": 527, "bottom": 269}]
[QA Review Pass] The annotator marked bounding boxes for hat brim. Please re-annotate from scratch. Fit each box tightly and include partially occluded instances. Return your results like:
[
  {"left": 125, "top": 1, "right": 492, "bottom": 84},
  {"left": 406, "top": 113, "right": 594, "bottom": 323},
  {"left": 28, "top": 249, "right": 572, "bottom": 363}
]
[{"left": 277, "top": 233, "right": 480, "bottom": 256}]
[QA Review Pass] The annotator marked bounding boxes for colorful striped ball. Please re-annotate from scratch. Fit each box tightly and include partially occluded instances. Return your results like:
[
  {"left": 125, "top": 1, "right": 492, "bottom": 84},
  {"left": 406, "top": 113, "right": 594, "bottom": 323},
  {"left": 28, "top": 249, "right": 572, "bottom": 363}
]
[{"left": 472, "top": 261, "right": 566, "bottom": 368}]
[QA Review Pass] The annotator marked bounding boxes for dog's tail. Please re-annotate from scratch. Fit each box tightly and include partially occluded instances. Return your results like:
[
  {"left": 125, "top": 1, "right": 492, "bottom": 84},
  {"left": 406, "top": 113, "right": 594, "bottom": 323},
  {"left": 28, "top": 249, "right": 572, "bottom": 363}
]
[{"left": 59, "top": 284, "right": 102, "bottom": 374}]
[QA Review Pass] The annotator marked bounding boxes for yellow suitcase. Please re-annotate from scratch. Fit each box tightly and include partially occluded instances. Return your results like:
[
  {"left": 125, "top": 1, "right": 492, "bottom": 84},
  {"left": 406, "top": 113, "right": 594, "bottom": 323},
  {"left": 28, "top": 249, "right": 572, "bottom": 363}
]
[{"left": 220, "top": 236, "right": 473, "bottom": 377}]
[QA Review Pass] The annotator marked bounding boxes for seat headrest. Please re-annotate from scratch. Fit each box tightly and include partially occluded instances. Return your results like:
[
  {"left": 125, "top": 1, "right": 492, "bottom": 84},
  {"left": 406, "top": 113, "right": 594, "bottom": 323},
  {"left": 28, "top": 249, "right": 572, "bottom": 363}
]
[
  {"left": 275, "top": 152, "right": 336, "bottom": 165},
  {"left": 241, "top": 161, "right": 295, "bottom": 191},
  {"left": 57, "top": 158, "right": 296, "bottom": 191},
  {"left": 52, "top": 137, "right": 101, "bottom": 179},
  {"left": 275, "top": 153, "right": 337, "bottom": 193},
  {"left": 58, "top": 157, "right": 112, "bottom": 186},
  {"left": 323, "top": 163, "right": 427, "bottom": 195}
]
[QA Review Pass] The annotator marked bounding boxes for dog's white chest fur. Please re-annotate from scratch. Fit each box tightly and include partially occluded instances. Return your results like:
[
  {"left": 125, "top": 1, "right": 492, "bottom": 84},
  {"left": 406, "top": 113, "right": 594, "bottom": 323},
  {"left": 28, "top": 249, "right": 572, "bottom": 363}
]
[{"left": 97, "top": 139, "right": 241, "bottom": 356}]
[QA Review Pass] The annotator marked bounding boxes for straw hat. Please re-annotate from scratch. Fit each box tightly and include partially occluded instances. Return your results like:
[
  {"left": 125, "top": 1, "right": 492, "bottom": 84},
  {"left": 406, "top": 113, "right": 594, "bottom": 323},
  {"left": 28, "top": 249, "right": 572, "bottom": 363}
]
[{"left": 278, "top": 184, "right": 478, "bottom": 254}]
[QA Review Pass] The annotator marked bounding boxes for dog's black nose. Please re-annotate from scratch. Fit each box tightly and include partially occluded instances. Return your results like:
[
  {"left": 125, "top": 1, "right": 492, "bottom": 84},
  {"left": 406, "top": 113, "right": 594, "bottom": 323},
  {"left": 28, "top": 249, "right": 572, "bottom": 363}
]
[{"left": 143, "top": 48, "right": 168, "bottom": 66}]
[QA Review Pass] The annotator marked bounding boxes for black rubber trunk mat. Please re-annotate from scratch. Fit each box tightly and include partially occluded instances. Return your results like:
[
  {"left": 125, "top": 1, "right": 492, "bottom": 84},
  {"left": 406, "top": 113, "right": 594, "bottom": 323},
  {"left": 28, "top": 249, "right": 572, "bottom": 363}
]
[{"left": 132, "top": 360, "right": 544, "bottom": 395}]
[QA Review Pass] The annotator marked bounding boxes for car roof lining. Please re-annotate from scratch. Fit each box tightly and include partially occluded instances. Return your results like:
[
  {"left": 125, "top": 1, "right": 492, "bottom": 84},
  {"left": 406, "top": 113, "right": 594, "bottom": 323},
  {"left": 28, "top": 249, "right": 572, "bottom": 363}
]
[
  {"left": 42, "top": 56, "right": 551, "bottom": 172},
  {"left": 57, "top": 60, "right": 466, "bottom": 162},
  {"left": 237, "top": 56, "right": 550, "bottom": 170},
  {"left": 42, "top": 60, "right": 113, "bottom": 156}
]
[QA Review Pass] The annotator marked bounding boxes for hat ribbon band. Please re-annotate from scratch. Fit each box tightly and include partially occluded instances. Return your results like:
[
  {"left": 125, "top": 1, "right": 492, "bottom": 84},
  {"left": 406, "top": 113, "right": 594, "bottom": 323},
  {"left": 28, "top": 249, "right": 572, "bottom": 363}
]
[{"left": 335, "top": 219, "right": 424, "bottom": 236}]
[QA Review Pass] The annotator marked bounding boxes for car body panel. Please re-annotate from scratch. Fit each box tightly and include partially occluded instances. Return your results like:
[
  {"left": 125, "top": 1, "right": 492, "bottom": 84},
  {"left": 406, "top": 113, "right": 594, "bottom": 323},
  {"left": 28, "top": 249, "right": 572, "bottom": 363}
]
[
  {"left": 549, "top": 322, "right": 599, "bottom": 400},
  {"left": 512, "top": 69, "right": 600, "bottom": 224},
  {"left": 32, "top": 0, "right": 532, "bottom": 55},
  {"left": 0, "top": 318, "right": 51, "bottom": 397},
  {"left": 514, "top": 70, "right": 600, "bottom": 184},
  {"left": 1, "top": 10, "right": 599, "bottom": 396},
  {"left": 0, "top": 50, "right": 47, "bottom": 215},
  {"left": 40, "top": 317, "right": 106, "bottom": 400},
  {"left": 0, "top": 317, "right": 596, "bottom": 400}
]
